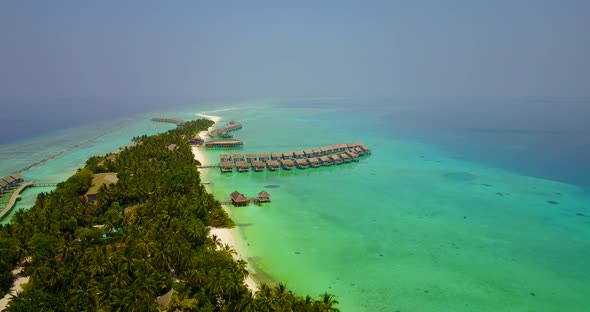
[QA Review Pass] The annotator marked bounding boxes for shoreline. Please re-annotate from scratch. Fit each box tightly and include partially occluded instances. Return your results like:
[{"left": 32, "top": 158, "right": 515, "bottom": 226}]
[{"left": 192, "top": 113, "right": 259, "bottom": 292}]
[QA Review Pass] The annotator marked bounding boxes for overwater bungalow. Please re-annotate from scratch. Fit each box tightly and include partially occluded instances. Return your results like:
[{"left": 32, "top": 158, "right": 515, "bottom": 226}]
[
  {"left": 303, "top": 149, "right": 315, "bottom": 158},
  {"left": 317, "top": 148, "right": 327, "bottom": 156},
  {"left": 205, "top": 139, "right": 243, "bottom": 148},
  {"left": 319, "top": 156, "right": 333, "bottom": 166},
  {"left": 353, "top": 147, "right": 365, "bottom": 155},
  {"left": 266, "top": 160, "right": 280, "bottom": 171},
  {"left": 246, "top": 154, "right": 257, "bottom": 163},
  {"left": 258, "top": 153, "right": 270, "bottom": 162},
  {"left": 307, "top": 157, "right": 321, "bottom": 168},
  {"left": 252, "top": 160, "right": 266, "bottom": 172},
  {"left": 230, "top": 191, "right": 250, "bottom": 206},
  {"left": 330, "top": 154, "right": 343, "bottom": 165},
  {"left": 295, "top": 158, "right": 310, "bottom": 169},
  {"left": 282, "top": 152, "right": 294, "bottom": 160},
  {"left": 271, "top": 153, "right": 282, "bottom": 160},
  {"left": 280, "top": 159, "right": 294, "bottom": 170},
  {"left": 219, "top": 161, "right": 234, "bottom": 173},
  {"left": 219, "top": 154, "right": 231, "bottom": 162},
  {"left": 293, "top": 151, "right": 305, "bottom": 159},
  {"left": 337, "top": 144, "right": 348, "bottom": 152},
  {"left": 340, "top": 153, "right": 352, "bottom": 163},
  {"left": 232, "top": 154, "right": 245, "bottom": 163},
  {"left": 258, "top": 190, "right": 271, "bottom": 202},
  {"left": 360, "top": 144, "right": 371, "bottom": 154},
  {"left": 236, "top": 161, "right": 250, "bottom": 172}
]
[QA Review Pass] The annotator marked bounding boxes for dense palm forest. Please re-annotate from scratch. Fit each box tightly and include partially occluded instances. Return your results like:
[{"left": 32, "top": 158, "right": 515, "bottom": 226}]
[{"left": 0, "top": 119, "right": 340, "bottom": 311}]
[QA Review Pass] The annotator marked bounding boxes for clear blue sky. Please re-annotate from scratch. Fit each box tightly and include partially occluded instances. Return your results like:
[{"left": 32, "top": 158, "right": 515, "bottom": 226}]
[{"left": 1, "top": 0, "right": 588, "bottom": 98}]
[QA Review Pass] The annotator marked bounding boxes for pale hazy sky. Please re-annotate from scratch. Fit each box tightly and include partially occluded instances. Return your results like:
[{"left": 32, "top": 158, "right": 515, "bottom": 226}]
[{"left": 1, "top": 1, "right": 588, "bottom": 99}]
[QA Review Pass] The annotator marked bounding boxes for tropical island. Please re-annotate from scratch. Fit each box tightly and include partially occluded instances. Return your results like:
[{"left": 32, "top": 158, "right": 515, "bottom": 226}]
[{"left": 0, "top": 119, "right": 340, "bottom": 311}]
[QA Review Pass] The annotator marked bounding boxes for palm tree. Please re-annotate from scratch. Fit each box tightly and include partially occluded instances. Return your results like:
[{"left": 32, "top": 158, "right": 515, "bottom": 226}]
[{"left": 316, "top": 292, "right": 340, "bottom": 312}]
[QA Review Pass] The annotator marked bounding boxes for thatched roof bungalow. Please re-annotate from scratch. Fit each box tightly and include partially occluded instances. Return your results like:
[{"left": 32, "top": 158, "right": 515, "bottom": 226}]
[
  {"left": 271, "top": 153, "right": 282, "bottom": 160},
  {"left": 303, "top": 149, "right": 315, "bottom": 158},
  {"left": 307, "top": 157, "right": 321, "bottom": 168},
  {"left": 340, "top": 153, "right": 352, "bottom": 163},
  {"left": 230, "top": 191, "right": 250, "bottom": 206},
  {"left": 85, "top": 173, "right": 119, "bottom": 202},
  {"left": 219, "top": 154, "right": 231, "bottom": 162},
  {"left": 219, "top": 161, "right": 234, "bottom": 173},
  {"left": 330, "top": 154, "right": 343, "bottom": 165},
  {"left": 258, "top": 153, "right": 270, "bottom": 162},
  {"left": 236, "top": 161, "right": 250, "bottom": 172},
  {"left": 280, "top": 159, "right": 294, "bottom": 170},
  {"left": 246, "top": 154, "right": 257, "bottom": 163},
  {"left": 266, "top": 160, "right": 280, "bottom": 171},
  {"left": 295, "top": 158, "right": 309, "bottom": 169},
  {"left": 319, "top": 156, "right": 333, "bottom": 166},
  {"left": 282, "top": 152, "right": 294, "bottom": 160},
  {"left": 232, "top": 154, "right": 245, "bottom": 162},
  {"left": 0, "top": 180, "right": 8, "bottom": 193},
  {"left": 258, "top": 190, "right": 271, "bottom": 202},
  {"left": 10, "top": 173, "right": 23, "bottom": 183},
  {"left": 252, "top": 160, "right": 266, "bottom": 172},
  {"left": 293, "top": 151, "right": 305, "bottom": 159}
]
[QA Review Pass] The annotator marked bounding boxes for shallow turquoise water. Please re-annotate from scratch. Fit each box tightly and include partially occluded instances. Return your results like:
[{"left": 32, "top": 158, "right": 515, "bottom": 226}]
[
  {"left": 2, "top": 99, "right": 589, "bottom": 311},
  {"left": 199, "top": 101, "right": 590, "bottom": 311}
]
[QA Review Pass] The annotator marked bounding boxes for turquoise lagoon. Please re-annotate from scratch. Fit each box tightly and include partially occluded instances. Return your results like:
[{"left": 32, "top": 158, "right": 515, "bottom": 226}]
[{"left": 1, "top": 98, "right": 589, "bottom": 311}]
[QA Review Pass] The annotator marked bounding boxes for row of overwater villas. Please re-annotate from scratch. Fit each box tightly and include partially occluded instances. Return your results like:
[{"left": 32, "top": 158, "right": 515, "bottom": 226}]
[
  {"left": 0, "top": 173, "right": 24, "bottom": 194},
  {"left": 218, "top": 143, "right": 370, "bottom": 173},
  {"left": 210, "top": 121, "right": 243, "bottom": 138}
]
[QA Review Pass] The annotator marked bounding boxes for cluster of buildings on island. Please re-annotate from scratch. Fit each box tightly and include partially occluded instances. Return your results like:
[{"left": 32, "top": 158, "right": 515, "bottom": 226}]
[
  {"left": 217, "top": 143, "right": 370, "bottom": 173},
  {"left": 0, "top": 173, "right": 24, "bottom": 194}
]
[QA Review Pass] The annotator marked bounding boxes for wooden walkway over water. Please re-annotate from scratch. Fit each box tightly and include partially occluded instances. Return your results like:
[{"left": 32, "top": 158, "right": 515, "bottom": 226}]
[
  {"left": 0, "top": 182, "right": 59, "bottom": 220},
  {"left": 151, "top": 117, "right": 185, "bottom": 126}
]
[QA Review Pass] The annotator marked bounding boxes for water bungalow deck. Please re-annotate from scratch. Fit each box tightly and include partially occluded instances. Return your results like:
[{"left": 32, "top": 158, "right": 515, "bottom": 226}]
[
  {"left": 266, "top": 160, "right": 280, "bottom": 171},
  {"left": 151, "top": 117, "right": 185, "bottom": 126},
  {"left": 205, "top": 139, "right": 243, "bottom": 148},
  {"left": 280, "top": 159, "right": 294, "bottom": 170},
  {"left": 235, "top": 161, "right": 250, "bottom": 172},
  {"left": 295, "top": 158, "right": 309, "bottom": 169},
  {"left": 232, "top": 154, "right": 245, "bottom": 162}
]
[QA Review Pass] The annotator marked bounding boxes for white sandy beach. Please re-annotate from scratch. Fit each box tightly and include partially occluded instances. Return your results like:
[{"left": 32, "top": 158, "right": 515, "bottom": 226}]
[
  {"left": 192, "top": 113, "right": 259, "bottom": 292},
  {"left": 0, "top": 263, "right": 29, "bottom": 311}
]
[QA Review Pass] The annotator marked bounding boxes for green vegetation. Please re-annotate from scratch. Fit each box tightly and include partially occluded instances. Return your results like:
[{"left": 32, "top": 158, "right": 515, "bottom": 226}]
[{"left": 0, "top": 119, "right": 339, "bottom": 311}]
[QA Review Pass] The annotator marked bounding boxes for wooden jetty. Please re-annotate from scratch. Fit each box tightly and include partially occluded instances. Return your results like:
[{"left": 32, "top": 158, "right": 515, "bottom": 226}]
[
  {"left": 151, "top": 117, "right": 185, "bottom": 126},
  {"left": 0, "top": 182, "right": 33, "bottom": 220},
  {"left": 209, "top": 121, "right": 242, "bottom": 138}
]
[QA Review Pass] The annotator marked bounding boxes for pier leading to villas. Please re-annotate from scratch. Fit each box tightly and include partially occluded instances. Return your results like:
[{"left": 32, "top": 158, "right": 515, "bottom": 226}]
[
  {"left": 151, "top": 117, "right": 186, "bottom": 126},
  {"left": 209, "top": 142, "right": 371, "bottom": 173},
  {"left": 209, "top": 121, "right": 242, "bottom": 138}
]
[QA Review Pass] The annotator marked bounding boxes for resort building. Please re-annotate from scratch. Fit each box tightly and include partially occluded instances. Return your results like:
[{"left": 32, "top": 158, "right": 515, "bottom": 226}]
[
  {"left": 230, "top": 191, "right": 250, "bottom": 206},
  {"left": 258, "top": 190, "right": 271, "bottom": 202},
  {"left": 2, "top": 176, "right": 15, "bottom": 187},
  {"left": 252, "top": 160, "right": 266, "bottom": 172},
  {"left": 219, "top": 154, "right": 231, "bottom": 162},
  {"left": 85, "top": 173, "right": 119, "bottom": 202},
  {"left": 346, "top": 151, "right": 359, "bottom": 161},
  {"left": 258, "top": 153, "right": 270, "bottom": 162},
  {"left": 282, "top": 152, "right": 294, "bottom": 160},
  {"left": 232, "top": 154, "right": 245, "bottom": 163},
  {"left": 303, "top": 149, "right": 315, "bottom": 158},
  {"left": 10, "top": 173, "right": 23, "bottom": 183},
  {"left": 271, "top": 153, "right": 282, "bottom": 161},
  {"left": 340, "top": 153, "right": 352, "bottom": 163},
  {"left": 236, "top": 161, "right": 250, "bottom": 172},
  {"left": 246, "top": 154, "right": 257, "bottom": 163},
  {"left": 219, "top": 161, "right": 234, "bottom": 173},
  {"left": 266, "top": 160, "right": 280, "bottom": 171}
]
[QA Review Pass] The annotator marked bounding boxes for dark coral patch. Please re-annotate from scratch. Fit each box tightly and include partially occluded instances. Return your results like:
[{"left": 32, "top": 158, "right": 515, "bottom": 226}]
[
  {"left": 264, "top": 184, "right": 280, "bottom": 189},
  {"left": 547, "top": 200, "right": 559, "bottom": 205},
  {"left": 575, "top": 213, "right": 586, "bottom": 217},
  {"left": 445, "top": 172, "right": 476, "bottom": 181},
  {"left": 496, "top": 192, "right": 504, "bottom": 196}
]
